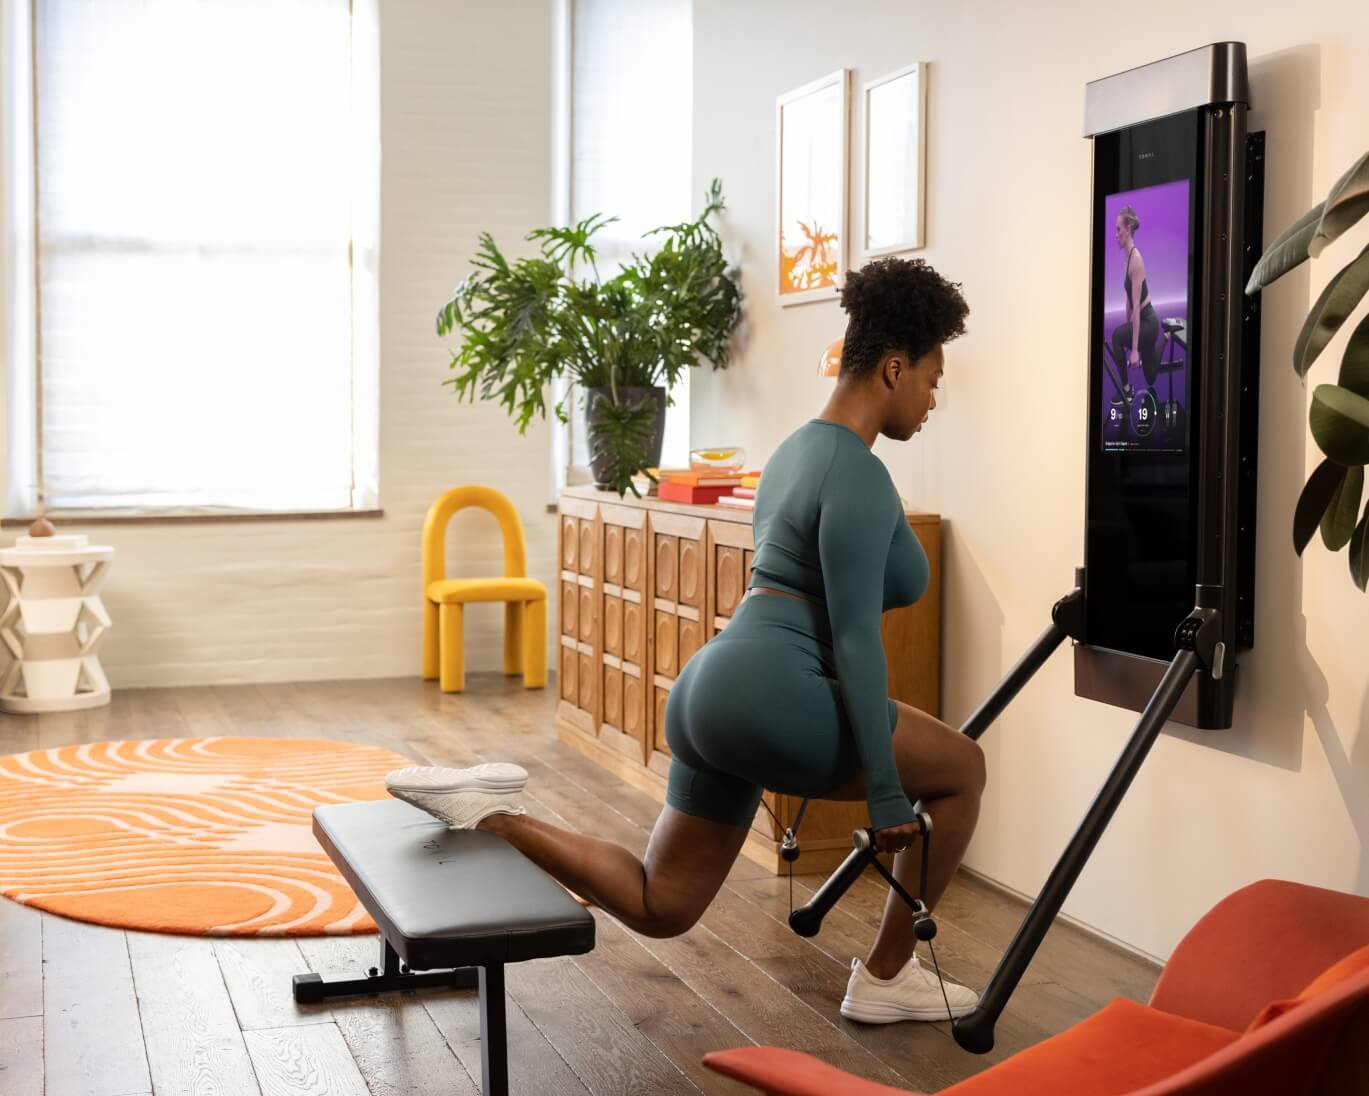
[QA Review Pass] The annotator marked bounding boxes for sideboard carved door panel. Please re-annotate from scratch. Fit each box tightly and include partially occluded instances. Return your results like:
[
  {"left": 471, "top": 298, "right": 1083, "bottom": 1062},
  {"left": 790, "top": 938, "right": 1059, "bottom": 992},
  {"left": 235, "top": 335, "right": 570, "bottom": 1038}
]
[
  {"left": 555, "top": 496, "right": 599, "bottom": 735},
  {"left": 596, "top": 503, "right": 648, "bottom": 762},
  {"left": 706, "top": 521, "right": 755, "bottom": 637},
  {"left": 647, "top": 512, "right": 706, "bottom": 775}
]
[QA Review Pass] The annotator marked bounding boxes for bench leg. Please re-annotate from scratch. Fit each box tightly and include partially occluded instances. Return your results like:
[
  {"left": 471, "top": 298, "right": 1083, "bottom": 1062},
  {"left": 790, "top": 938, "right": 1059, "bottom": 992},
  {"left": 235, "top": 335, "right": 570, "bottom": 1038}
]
[
  {"left": 292, "top": 937, "right": 478, "bottom": 1003},
  {"left": 479, "top": 964, "right": 509, "bottom": 1096}
]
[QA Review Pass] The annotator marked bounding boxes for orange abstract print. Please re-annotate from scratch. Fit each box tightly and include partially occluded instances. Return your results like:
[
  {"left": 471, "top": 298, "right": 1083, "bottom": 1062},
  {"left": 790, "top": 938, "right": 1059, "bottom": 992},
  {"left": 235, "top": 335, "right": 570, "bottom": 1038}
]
[
  {"left": 780, "top": 219, "right": 840, "bottom": 293},
  {"left": 0, "top": 737, "right": 409, "bottom": 936}
]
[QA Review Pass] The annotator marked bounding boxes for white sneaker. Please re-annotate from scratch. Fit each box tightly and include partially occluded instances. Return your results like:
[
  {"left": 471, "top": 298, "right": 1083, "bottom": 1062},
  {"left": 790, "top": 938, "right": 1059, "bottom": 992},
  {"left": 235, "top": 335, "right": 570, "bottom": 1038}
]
[
  {"left": 385, "top": 762, "right": 528, "bottom": 794},
  {"left": 840, "top": 954, "right": 979, "bottom": 1023},
  {"left": 385, "top": 763, "right": 528, "bottom": 829}
]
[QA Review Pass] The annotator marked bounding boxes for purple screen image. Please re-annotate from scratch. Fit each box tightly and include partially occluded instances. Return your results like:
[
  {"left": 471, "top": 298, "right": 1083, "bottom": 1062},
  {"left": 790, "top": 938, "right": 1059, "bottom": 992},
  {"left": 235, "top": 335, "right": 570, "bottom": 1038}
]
[{"left": 1100, "top": 179, "right": 1191, "bottom": 452}]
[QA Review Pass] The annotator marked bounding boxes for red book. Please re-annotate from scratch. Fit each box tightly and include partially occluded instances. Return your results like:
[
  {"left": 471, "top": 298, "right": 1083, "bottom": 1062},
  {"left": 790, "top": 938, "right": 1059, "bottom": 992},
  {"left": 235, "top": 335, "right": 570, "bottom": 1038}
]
[{"left": 657, "top": 482, "right": 733, "bottom": 505}]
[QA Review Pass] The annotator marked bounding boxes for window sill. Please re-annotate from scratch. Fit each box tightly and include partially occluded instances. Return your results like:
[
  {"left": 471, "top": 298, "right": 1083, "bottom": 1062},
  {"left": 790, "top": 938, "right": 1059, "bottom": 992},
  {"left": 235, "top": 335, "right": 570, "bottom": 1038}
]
[{"left": 1, "top": 508, "right": 386, "bottom": 528}]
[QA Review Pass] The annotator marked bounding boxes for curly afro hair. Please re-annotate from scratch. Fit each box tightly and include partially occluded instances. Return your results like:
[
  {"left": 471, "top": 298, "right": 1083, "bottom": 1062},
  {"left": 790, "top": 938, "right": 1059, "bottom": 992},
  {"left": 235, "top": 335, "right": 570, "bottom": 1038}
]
[{"left": 838, "top": 257, "right": 968, "bottom": 376}]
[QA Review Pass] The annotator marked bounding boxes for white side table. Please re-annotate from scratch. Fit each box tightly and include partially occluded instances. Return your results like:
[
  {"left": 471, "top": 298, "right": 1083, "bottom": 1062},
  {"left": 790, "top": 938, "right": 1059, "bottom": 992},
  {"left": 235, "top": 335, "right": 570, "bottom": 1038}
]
[{"left": 0, "top": 534, "right": 114, "bottom": 712}]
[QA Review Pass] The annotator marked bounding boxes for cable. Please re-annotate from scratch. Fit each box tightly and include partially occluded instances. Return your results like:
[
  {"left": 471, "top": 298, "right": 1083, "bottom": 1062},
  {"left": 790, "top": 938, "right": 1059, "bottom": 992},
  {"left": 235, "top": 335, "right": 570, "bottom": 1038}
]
[{"left": 927, "top": 939, "right": 954, "bottom": 1023}]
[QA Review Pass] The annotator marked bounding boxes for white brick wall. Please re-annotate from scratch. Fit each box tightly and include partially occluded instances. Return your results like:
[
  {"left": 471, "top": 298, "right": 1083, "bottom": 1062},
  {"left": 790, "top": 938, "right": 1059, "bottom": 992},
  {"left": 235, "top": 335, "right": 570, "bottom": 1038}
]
[{"left": 2, "top": 0, "right": 558, "bottom": 687}]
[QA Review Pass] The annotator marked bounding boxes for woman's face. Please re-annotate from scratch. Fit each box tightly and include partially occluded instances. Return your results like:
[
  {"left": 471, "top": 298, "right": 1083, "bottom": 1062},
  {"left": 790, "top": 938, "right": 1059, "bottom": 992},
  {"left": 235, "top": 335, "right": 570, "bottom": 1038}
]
[
  {"left": 1115, "top": 215, "right": 1130, "bottom": 249},
  {"left": 884, "top": 344, "right": 944, "bottom": 441}
]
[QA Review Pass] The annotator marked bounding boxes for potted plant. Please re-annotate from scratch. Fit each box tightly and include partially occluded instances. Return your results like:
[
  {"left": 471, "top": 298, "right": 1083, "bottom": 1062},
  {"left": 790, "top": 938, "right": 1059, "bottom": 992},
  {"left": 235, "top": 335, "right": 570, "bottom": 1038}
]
[
  {"left": 436, "top": 179, "right": 742, "bottom": 496},
  {"left": 1248, "top": 150, "right": 1369, "bottom": 589}
]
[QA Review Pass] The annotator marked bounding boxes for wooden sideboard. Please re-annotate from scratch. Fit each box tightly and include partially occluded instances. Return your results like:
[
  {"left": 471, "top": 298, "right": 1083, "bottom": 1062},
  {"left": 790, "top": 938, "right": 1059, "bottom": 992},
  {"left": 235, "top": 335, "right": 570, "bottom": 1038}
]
[{"left": 555, "top": 485, "right": 941, "bottom": 873}]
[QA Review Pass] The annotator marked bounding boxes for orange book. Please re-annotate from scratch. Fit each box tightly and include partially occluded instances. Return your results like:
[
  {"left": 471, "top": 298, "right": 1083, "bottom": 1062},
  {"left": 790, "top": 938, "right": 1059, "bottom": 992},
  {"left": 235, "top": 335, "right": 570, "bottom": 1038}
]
[
  {"left": 666, "top": 471, "right": 748, "bottom": 487},
  {"left": 740, "top": 473, "right": 761, "bottom": 488}
]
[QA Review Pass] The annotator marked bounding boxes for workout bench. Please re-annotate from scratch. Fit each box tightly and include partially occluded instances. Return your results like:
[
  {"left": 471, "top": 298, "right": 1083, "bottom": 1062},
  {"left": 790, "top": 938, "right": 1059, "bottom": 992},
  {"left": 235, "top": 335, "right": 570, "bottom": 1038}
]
[{"left": 295, "top": 799, "right": 596, "bottom": 1096}]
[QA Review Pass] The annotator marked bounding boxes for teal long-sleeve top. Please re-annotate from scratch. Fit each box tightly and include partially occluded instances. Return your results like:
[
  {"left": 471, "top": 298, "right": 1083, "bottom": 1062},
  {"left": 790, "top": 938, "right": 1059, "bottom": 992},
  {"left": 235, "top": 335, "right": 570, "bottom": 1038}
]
[{"left": 748, "top": 419, "right": 929, "bottom": 832}]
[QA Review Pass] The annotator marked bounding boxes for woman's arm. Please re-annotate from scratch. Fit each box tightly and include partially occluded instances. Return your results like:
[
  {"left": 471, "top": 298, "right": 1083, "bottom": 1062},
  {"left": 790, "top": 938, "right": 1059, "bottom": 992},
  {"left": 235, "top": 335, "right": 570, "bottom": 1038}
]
[{"left": 817, "top": 465, "right": 917, "bottom": 833}]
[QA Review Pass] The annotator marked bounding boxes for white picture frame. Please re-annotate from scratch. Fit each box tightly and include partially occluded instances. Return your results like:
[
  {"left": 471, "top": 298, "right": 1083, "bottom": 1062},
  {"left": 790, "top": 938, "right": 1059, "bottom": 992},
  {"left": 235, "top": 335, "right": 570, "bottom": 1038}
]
[
  {"left": 775, "top": 69, "right": 849, "bottom": 307},
  {"left": 862, "top": 62, "right": 927, "bottom": 259}
]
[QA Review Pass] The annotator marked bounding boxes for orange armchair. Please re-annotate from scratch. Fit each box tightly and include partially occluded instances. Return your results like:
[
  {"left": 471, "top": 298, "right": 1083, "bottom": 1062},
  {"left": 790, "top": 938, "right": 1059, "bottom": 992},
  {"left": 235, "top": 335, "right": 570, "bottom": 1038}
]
[
  {"left": 421, "top": 486, "right": 547, "bottom": 693},
  {"left": 704, "top": 879, "right": 1369, "bottom": 1095}
]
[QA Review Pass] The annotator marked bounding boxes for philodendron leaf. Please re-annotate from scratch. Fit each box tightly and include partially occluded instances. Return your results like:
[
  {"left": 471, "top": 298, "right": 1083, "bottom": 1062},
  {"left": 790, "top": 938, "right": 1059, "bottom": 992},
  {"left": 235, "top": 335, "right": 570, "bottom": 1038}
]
[
  {"left": 1309, "top": 149, "right": 1369, "bottom": 259},
  {"left": 1350, "top": 502, "right": 1369, "bottom": 591},
  {"left": 1294, "top": 458, "right": 1346, "bottom": 555},
  {"left": 1246, "top": 201, "right": 1323, "bottom": 293},
  {"left": 1310, "top": 384, "right": 1369, "bottom": 465},
  {"left": 1340, "top": 312, "right": 1369, "bottom": 399},
  {"left": 1322, "top": 463, "right": 1365, "bottom": 551},
  {"left": 1292, "top": 243, "right": 1369, "bottom": 377}
]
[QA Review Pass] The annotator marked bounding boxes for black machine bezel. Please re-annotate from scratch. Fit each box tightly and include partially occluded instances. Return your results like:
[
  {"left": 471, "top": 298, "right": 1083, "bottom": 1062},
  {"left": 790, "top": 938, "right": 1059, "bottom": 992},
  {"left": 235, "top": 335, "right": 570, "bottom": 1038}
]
[{"left": 1076, "top": 90, "right": 1260, "bottom": 730}]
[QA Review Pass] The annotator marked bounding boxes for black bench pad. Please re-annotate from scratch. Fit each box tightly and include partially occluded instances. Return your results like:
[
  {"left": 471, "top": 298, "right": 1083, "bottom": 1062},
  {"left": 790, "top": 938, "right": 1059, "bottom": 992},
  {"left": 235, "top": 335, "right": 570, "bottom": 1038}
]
[{"left": 313, "top": 799, "right": 595, "bottom": 971}]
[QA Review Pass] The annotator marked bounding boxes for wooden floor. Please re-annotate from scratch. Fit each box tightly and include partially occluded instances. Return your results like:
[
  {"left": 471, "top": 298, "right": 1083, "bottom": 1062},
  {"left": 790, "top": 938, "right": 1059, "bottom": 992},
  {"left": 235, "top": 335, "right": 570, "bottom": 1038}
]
[{"left": 0, "top": 675, "right": 1160, "bottom": 1096}]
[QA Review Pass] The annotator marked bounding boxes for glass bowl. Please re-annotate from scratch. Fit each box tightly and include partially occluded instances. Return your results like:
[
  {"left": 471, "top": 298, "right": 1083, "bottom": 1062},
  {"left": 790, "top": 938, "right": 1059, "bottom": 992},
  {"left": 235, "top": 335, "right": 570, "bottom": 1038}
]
[{"left": 689, "top": 447, "right": 745, "bottom": 473}]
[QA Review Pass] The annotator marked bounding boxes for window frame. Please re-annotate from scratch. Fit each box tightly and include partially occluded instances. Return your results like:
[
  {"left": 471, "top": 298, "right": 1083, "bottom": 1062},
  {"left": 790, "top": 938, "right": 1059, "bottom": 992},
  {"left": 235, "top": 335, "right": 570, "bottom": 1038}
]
[{"left": 1, "top": 0, "right": 381, "bottom": 523}]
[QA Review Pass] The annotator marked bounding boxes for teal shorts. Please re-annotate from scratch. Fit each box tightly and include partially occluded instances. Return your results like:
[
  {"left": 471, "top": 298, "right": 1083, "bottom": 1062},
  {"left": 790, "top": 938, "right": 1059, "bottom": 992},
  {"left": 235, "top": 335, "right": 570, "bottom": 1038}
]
[{"left": 663, "top": 593, "right": 900, "bottom": 828}]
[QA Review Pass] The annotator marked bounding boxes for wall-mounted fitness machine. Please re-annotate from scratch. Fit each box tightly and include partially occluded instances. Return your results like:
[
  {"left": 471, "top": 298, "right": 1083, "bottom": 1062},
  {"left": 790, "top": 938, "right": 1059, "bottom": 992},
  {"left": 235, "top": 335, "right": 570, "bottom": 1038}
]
[{"left": 787, "top": 42, "right": 1265, "bottom": 1054}]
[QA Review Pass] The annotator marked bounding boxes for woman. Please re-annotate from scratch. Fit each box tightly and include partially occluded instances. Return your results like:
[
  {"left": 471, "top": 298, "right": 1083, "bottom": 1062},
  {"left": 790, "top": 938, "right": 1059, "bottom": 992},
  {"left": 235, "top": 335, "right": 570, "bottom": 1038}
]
[
  {"left": 1110, "top": 205, "right": 1160, "bottom": 397},
  {"left": 389, "top": 257, "right": 986, "bottom": 1023}
]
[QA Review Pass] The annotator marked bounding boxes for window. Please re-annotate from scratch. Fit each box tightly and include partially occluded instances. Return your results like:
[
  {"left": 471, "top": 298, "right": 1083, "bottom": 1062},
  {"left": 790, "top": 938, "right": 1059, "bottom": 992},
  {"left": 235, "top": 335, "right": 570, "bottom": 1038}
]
[
  {"left": 2, "top": 0, "right": 379, "bottom": 515},
  {"left": 550, "top": 0, "right": 693, "bottom": 496}
]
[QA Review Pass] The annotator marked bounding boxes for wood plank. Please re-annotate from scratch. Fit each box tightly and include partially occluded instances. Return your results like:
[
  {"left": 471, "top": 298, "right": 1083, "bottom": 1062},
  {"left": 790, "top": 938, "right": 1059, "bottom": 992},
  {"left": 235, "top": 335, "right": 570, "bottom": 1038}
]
[
  {"left": 0, "top": 899, "right": 42, "bottom": 1019},
  {"left": 295, "top": 935, "right": 478, "bottom": 1096},
  {"left": 572, "top": 913, "right": 755, "bottom": 1094},
  {"left": 126, "top": 932, "right": 261, "bottom": 1096},
  {"left": 699, "top": 877, "right": 964, "bottom": 1091},
  {"left": 731, "top": 870, "right": 1050, "bottom": 992},
  {"left": 214, "top": 937, "right": 331, "bottom": 1031},
  {"left": 423, "top": 985, "right": 591, "bottom": 1095},
  {"left": 946, "top": 871, "right": 1159, "bottom": 1005},
  {"left": 243, "top": 1024, "right": 370, "bottom": 1096},
  {"left": 0, "top": 712, "right": 39, "bottom": 754},
  {"left": 0, "top": 1016, "right": 42, "bottom": 1096},
  {"left": 507, "top": 955, "right": 698, "bottom": 1095},
  {"left": 42, "top": 915, "right": 152, "bottom": 1096}
]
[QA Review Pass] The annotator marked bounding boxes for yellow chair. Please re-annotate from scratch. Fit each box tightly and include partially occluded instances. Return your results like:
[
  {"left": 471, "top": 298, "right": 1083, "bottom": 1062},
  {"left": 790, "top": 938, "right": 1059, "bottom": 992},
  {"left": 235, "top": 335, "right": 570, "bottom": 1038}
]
[{"left": 421, "top": 486, "right": 547, "bottom": 693}]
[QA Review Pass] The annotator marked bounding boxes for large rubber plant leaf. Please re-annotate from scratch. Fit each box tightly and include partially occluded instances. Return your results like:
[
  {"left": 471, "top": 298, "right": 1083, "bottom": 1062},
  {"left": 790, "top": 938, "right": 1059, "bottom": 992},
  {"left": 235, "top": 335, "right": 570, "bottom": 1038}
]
[
  {"left": 1350, "top": 503, "right": 1369, "bottom": 591},
  {"left": 1340, "top": 312, "right": 1369, "bottom": 400},
  {"left": 1293, "top": 243, "right": 1369, "bottom": 377},
  {"left": 1294, "top": 458, "right": 1346, "bottom": 556},
  {"left": 1247, "top": 151, "right": 1369, "bottom": 292},
  {"left": 1309, "top": 149, "right": 1369, "bottom": 259},
  {"left": 1247, "top": 201, "right": 1324, "bottom": 293},
  {"left": 1311, "top": 384, "right": 1369, "bottom": 466},
  {"left": 1321, "top": 464, "right": 1364, "bottom": 551}
]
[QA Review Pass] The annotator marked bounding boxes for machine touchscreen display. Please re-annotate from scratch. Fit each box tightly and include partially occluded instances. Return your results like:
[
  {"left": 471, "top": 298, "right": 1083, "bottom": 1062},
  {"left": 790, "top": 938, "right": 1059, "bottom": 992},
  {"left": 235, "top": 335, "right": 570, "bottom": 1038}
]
[{"left": 1100, "top": 180, "right": 1192, "bottom": 453}]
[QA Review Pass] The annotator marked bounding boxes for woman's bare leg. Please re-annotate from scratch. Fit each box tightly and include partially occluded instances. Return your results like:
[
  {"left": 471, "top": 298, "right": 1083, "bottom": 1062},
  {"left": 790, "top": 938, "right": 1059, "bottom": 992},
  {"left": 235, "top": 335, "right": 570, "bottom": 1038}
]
[
  {"left": 827, "top": 700, "right": 986, "bottom": 978},
  {"left": 478, "top": 805, "right": 751, "bottom": 938}
]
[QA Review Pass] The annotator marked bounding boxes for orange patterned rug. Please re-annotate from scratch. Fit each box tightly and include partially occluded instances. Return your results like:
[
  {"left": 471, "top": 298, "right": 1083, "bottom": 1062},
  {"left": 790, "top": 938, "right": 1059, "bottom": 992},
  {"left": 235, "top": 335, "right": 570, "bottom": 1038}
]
[{"left": 0, "top": 737, "right": 411, "bottom": 936}]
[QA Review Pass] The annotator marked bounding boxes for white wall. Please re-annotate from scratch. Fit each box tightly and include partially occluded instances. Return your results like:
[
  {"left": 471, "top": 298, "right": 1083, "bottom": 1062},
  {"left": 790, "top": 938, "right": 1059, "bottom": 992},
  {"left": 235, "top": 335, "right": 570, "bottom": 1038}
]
[
  {"left": 693, "top": 0, "right": 1369, "bottom": 959},
  {"left": 1, "top": 0, "right": 559, "bottom": 687}
]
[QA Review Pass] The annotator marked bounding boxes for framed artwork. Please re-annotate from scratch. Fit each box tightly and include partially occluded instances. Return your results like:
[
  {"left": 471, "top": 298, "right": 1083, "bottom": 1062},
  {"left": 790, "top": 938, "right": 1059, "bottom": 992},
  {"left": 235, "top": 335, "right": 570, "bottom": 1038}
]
[
  {"left": 862, "top": 62, "right": 927, "bottom": 258},
  {"left": 776, "top": 69, "right": 849, "bottom": 306}
]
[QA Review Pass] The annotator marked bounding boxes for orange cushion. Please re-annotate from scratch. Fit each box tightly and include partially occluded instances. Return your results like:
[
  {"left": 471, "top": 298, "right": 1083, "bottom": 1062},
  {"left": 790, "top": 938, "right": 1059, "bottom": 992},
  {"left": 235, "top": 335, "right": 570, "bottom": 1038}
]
[
  {"left": 939, "top": 998, "right": 1238, "bottom": 1096},
  {"left": 1245, "top": 943, "right": 1369, "bottom": 1031}
]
